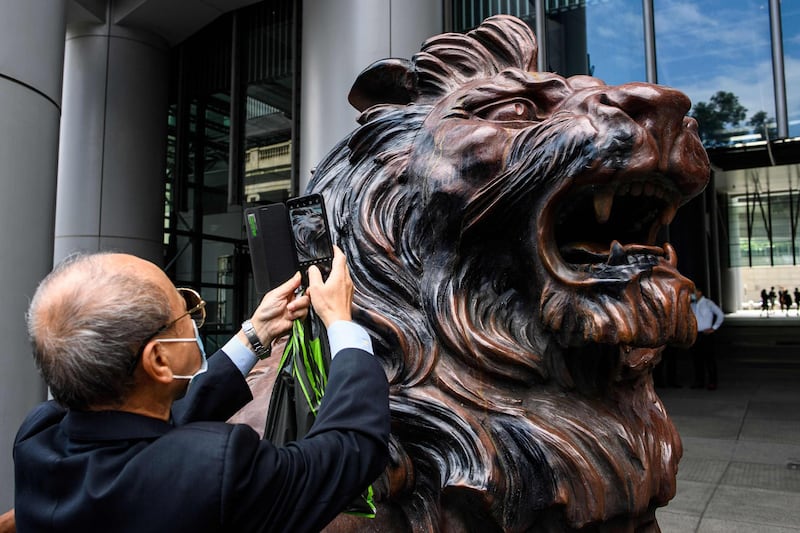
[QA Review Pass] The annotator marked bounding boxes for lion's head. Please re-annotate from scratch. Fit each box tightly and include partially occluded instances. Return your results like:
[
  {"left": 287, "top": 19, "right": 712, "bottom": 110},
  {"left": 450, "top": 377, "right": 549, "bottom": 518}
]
[{"left": 311, "top": 15, "right": 709, "bottom": 532}]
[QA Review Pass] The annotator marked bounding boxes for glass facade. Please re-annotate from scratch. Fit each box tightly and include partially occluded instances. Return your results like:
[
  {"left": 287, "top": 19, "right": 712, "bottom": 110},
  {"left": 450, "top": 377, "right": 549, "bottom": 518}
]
[
  {"left": 451, "top": 0, "right": 788, "bottom": 146},
  {"left": 725, "top": 165, "right": 800, "bottom": 269},
  {"left": 164, "top": 0, "right": 297, "bottom": 342},
  {"left": 721, "top": 163, "right": 800, "bottom": 307},
  {"left": 163, "top": 1, "right": 800, "bottom": 315},
  {"left": 781, "top": 2, "right": 800, "bottom": 137},
  {"left": 452, "top": 0, "right": 646, "bottom": 83},
  {"left": 454, "top": 0, "right": 536, "bottom": 32},
  {"left": 655, "top": 0, "right": 775, "bottom": 147},
  {"left": 549, "top": 0, "right": 645, "bottom": 83}
]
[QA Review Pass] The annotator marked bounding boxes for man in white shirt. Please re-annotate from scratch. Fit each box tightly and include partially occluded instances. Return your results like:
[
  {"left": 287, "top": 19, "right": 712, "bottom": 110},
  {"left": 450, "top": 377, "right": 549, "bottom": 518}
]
[{"left": 690, "top": 289, "right": 724, "bottom": 390}]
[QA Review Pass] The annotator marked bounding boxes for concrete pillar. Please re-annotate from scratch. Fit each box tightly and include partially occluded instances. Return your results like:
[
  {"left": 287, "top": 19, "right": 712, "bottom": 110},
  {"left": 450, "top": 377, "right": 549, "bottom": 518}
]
[
  {"left": 55, "top": 21, "right": 169, "bottom": 266},
  {"left": 299, "top": 0, "right": 443, "bottom": 191},
  {"left": 0, "top": 0, "right": 67, "bottom": 511}
]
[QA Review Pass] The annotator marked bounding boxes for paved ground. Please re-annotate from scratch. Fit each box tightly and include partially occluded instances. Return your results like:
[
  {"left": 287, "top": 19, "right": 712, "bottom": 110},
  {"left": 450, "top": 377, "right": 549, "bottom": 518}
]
[{"left": 654, "top": 315, "right": 800, "bottom": 532}]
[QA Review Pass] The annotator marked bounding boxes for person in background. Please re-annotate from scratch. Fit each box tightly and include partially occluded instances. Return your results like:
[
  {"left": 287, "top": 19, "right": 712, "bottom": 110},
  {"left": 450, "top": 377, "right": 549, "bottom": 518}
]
[
  {"left": 760, "top": 288, "right": 770, "bottom": 317},
  {"left": 13, "top": 248, "right": 389, "bottom": 533},
  {"left": 690, "top": 288, "right": 725, "bottom": 391},
  {"left": 781, "top": 289, "right": 794, "bottom": 316}
]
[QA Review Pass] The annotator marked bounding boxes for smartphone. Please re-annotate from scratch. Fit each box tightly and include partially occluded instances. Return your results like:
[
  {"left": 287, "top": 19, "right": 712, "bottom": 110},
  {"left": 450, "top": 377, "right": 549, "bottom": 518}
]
[
  {"left": 286, "top": 193, "right": 334, "bottom": 284},
  {"left": 244, "top": 203, "right": 299, "bottom": 295}
]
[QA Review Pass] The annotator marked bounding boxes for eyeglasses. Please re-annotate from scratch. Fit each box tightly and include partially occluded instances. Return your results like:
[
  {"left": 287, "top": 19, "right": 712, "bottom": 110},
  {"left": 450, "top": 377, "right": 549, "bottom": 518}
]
[
  {"left": 159, "top": 288, "right": 206, "bottom": 333},
  {"left": 130, "top": 288, "right": 206, "bottom": 373}
]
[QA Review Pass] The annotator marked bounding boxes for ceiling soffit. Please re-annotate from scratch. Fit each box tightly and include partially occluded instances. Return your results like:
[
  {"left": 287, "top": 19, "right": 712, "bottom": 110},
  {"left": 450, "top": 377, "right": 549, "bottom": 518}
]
[{"left": 68, "top": 0, "right": 262, "bottom": 46}]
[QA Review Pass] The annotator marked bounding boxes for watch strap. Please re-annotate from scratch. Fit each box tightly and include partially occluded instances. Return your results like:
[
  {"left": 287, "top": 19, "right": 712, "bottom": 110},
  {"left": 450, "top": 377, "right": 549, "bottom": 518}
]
[{"left": 242, "top": 319, "right": 271, "bottom": 359}]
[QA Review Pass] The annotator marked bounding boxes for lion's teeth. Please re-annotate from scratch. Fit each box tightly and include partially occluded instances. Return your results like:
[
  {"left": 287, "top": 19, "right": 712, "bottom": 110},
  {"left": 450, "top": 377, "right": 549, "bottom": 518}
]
[
  {"left": 660, "top": 203, "right": 678, "bottom": 225},
  {"left": 593, "top": 187, "right": 614, "bottom": 223},
  {"left": 608, "top": 240, "right": 627, "bottom": 265},
  {"left": 664, "top": 242, "right": 677, "bottom": 266}
]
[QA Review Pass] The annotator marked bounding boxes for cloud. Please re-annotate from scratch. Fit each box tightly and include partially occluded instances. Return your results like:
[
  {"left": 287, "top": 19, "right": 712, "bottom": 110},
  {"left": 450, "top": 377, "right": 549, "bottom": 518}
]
[{"left": 655, "top": 0, "right": 769, "bottom": 50}]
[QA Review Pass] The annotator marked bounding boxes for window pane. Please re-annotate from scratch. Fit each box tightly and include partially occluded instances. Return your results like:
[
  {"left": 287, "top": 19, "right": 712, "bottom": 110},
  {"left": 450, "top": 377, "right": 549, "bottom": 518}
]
[
  {"left": 243, "top": 86, "right": 293, "bottom": 204},
  {"left": 723, "top": 164, "right": 800, "bottom": 268},
  {"left": 781, "top": 3, "right": 800, "bottom": 137},
  {"left": 199, "top": 285, "right": 234, "bottom": 349},
  {"left": 172, "top": 235, "right": 194, "bottom": 282},
  {"left": 451, "top": 0, "right": 645, "bottom": 82},
  {"left": 187, "top": 102, "right": 198, "bottom": 184},
  {"left": 242, "top": 0, "right": 295, "bottom": 205},
  {"left": 201, "top": 240, "right": 236, "bottom": 285},
  {"left": 164, "top": 0, "right": 296, "bottom": 335},
  {"left": 547, "top": 0, "right": 645, "bottom": 82},
  {"left": 655, "top": 0, "right": 774, "bottom": 147},
  {"left": 453, "top": 0, "right": 536, "bottom": 32},
  {"left": 202, "top": 92, "right": 245, "bottom": 239}
]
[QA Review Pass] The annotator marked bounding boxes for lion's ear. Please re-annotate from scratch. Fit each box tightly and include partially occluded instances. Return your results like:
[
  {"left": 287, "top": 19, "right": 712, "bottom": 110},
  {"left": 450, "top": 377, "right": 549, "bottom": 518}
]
[{"left": 349, "top": 58, "right": 415, "bottom": 112}]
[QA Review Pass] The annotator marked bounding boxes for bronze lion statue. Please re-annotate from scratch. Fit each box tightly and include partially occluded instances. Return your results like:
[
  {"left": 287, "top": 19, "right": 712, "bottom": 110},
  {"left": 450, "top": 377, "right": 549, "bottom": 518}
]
[{"left": 307, "top": 14, "right": 709, "bottom": 532}]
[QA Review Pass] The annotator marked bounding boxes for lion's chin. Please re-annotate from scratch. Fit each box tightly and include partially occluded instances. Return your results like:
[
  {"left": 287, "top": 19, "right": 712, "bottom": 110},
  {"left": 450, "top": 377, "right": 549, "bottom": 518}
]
[{"left": 539, "top": 264, "right": 697, "bottom": 352}]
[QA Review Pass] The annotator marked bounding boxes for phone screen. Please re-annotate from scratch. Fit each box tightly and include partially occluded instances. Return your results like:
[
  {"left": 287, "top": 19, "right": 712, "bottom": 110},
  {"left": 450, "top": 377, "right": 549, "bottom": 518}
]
[{"left": 287, "top": 194, "right": 333, "bottom": 280}]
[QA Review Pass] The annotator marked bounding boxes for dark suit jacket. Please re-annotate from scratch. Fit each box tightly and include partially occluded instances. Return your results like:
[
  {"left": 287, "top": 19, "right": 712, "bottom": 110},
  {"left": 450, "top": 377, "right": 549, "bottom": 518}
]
[
  {"left": 171, "top": 348, "right": 255, "bottom": 424},
  {"left": 14, "top": 348, "right": 390, "bottom": 533}
]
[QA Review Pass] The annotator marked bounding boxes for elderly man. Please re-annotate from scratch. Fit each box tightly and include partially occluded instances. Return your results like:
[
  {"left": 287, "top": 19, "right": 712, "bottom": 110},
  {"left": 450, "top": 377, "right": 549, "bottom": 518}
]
[{"left": 13, "top": 248, "right": 389, "bottom": 532}]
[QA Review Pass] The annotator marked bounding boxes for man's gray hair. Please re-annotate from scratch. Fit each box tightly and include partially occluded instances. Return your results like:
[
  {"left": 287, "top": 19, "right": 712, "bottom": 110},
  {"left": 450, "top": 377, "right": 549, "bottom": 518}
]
[{"left": 27, "top": 253, "right": 172, "bottom": 410}]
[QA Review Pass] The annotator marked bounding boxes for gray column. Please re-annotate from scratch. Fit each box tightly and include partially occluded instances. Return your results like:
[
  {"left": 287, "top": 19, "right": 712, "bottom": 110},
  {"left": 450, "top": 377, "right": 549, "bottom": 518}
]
[
  {"left": 55, "top": 21, "right": 169, "bottom": 266},
  {"left": 299, "top": 0, "right": 443, "bottom": 191},
  {"left": 0, "top": 0, "right": 67, "bottom": 511}
]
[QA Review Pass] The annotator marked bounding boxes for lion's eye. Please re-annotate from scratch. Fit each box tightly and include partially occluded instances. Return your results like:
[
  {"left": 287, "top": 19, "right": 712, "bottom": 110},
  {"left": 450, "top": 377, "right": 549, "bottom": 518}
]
[{"left": 475, "top": 99, "right": 538, "bottom": 123}]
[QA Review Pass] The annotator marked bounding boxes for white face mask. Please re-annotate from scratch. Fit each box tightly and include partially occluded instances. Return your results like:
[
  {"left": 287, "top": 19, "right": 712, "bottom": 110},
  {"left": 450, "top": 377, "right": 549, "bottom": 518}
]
[{"left": 155, "top": 320, "right": 208, "bottom": 385}]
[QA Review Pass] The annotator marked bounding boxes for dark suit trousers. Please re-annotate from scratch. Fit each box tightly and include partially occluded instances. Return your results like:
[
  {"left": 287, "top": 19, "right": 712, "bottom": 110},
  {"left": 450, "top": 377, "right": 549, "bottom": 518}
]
[{"left": 692, "top": 332, "right": 718, "bottom": 386}]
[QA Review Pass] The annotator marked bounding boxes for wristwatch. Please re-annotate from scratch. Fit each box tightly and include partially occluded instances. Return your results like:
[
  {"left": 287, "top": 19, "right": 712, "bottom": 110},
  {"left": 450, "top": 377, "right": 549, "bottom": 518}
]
[{"left": 241, "top": 320, "right": 271, "bottom": 359}]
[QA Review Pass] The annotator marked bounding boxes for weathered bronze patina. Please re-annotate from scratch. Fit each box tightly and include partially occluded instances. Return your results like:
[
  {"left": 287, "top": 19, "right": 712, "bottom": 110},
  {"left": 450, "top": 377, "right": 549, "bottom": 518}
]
[{"left": 309, "top": 15, "right": 709, "bottom": 532}]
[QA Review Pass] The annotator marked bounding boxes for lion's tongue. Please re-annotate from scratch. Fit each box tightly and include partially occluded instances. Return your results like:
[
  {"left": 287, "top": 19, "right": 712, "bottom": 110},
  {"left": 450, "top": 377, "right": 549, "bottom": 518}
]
[{"left": 562, "top": 240, "right": 665, "bottom": 265}]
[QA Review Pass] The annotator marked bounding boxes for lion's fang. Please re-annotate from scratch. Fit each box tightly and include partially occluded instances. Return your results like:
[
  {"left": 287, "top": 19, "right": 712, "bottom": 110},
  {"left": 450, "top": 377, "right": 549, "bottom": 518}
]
[
  {"left": 608, "top": 240, "right": 627, "bottom": 265},
  {"left": 593, "top": 187, "right": 614, "bottom": 224},
  {"left": 660, "top": 203, "right": 678, "bottom": 226}
]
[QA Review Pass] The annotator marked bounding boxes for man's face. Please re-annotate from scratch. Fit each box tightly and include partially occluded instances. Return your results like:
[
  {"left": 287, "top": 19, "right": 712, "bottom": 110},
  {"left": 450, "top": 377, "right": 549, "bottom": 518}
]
[
  {"left": 160, "top": 287, "right": 204, "bottom": 379},
  {"left": 128, "top": 255, "right": 205, "bottom": 381}
]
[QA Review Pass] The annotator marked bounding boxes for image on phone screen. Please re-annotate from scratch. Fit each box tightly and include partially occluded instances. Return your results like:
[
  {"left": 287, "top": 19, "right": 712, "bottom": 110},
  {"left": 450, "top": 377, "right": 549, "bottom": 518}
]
[{"left": 287, "top": 195, "right": 333, "bottom": 280}]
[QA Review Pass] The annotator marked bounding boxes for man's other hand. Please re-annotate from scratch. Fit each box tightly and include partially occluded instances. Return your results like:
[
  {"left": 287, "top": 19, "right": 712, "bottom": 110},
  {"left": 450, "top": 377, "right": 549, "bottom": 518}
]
[{"left": 247, "top": 273, "right": 310, "bottom": 346}]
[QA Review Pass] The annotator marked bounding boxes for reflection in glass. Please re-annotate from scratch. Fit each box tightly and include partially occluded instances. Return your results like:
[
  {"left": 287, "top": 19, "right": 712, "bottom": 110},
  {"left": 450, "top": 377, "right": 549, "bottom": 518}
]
[
  {"left": 453, "top": 0, "right": 535, "bottom": 32},
  {"left": 164, "top": 0, "right": 296, "bottom": 339},
  {"left": 173, "top": 235, "right": 194, "bottom": 282},
  {"left": 165, "top": 104, "right": 177, "bottom": 245},
  {"left": 781, "top": 3, "right": 800, "bottom": 137},
  {"left": 202, "top": 92, "right": 241, "bottom": 240},
  {"left": 547, "top": 0, "right": 644, "bottom": 83},
  {"left": 725, "top": 164, "right": 800, "bottom": 268},
  {"left": 242, "top": 1, "right": 294, "bottom": 206},
  {"left": 243, "top": 90, "right": 292, "bottom": 204},
  {"left": 722, "top": 164, "right": 800, "bottom": 310},
  {"left": 451, "top": 0, "right": 644, "bottom": 83},
  {"left": 655, "top": 0, "right": 774, "bottom": 147},
  {"left": 202, "top": 240, "right": 235, "bottom": 285}
]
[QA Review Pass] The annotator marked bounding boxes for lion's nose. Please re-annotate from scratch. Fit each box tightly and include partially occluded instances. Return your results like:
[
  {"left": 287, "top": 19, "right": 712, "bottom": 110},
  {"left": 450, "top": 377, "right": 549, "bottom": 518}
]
[
  {"left": 588, "top": 83, "right": 708, "bottom": 195},
  {"left": 596, "top": 83, "right": 691, "bottom": 143}
]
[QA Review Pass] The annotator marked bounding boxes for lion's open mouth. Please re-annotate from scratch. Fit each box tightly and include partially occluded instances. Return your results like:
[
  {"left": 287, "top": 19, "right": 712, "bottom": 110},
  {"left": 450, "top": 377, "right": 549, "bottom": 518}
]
[{"left": 550, "top": 176, "right": 682, "bottom": 280}]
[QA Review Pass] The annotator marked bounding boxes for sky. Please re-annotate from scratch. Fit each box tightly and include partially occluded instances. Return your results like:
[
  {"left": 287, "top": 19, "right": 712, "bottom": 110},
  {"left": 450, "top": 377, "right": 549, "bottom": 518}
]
[{"left": 581, "top": 0, "right": 800, "bottom": 135}]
